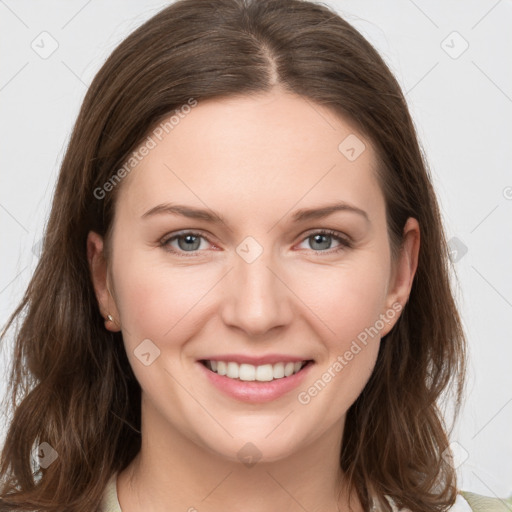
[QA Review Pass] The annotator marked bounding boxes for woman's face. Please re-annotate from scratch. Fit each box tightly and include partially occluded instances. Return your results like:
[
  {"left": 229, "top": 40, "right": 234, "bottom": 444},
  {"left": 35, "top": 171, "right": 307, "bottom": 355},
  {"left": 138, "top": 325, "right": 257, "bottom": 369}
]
[{"left": 88, "top": 89, "right": 419, "bottom": 464}]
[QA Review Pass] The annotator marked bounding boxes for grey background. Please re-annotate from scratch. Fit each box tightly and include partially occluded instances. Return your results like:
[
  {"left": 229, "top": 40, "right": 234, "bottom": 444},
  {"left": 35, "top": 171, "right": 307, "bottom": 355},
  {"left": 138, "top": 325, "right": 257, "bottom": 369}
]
[{"left": 1, "top": 0, "right": 511, "bottom": 499}]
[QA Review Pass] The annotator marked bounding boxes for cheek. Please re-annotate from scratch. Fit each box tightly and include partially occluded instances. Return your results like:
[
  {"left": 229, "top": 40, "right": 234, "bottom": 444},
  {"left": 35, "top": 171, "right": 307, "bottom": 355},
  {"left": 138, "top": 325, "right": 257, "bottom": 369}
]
[
  {"left": 293, "top": 260, "right": 389, "bottom": 417},
  {"left": 292, "top": 255, "right": 390, "bottom": 345},
  {"left": 111, "top": 248, "right": 218, "bottom": 347}
]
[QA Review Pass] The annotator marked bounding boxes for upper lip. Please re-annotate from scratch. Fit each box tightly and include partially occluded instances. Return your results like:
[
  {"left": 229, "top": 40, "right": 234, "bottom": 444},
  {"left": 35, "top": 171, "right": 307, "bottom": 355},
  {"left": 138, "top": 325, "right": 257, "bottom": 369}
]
[{"left": 198, "top": 354, "right": 314, "bottom": 366}]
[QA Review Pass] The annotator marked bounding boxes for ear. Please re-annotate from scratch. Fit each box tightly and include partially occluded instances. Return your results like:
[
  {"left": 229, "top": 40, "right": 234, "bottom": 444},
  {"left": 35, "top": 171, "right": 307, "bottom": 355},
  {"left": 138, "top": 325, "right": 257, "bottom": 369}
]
[
  {"left": 87, "top": 231, "right": 121, "bottom": 332},
  {"left": 379, "top": 217, "right": 420, "bottom": 337}
]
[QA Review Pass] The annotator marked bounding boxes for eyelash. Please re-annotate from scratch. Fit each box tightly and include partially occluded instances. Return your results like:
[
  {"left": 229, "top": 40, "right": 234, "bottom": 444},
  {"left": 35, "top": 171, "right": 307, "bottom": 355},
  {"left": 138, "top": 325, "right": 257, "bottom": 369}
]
[{"left": 159, "top": 229, "right": 352, "bottom": 258}]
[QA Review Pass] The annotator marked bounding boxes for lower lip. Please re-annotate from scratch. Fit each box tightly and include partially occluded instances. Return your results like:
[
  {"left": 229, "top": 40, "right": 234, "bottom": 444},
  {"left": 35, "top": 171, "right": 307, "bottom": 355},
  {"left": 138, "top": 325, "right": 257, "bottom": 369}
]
[{"left": 197, "top": 361, "right": 314, "bottom": 403}]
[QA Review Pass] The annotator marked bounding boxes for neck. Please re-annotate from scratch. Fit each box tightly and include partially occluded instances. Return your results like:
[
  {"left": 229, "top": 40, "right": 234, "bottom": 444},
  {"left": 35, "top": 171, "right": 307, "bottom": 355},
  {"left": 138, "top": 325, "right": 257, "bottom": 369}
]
[{"left": 116, "top": 396, "right": 363, "bottom": 512}]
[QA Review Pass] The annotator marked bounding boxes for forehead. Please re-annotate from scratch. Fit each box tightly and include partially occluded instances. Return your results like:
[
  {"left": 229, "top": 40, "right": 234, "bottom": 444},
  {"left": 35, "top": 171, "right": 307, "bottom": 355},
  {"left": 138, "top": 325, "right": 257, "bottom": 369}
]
[{"left": 115, "top": 90, "right": 383, "bottom": 225}]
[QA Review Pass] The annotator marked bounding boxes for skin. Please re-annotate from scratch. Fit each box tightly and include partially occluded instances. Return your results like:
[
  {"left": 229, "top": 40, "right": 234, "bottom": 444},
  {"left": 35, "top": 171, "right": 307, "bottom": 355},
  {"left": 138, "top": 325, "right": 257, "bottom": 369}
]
[{"left": 88, "top": 87, "right": 420, "bottom": 512}]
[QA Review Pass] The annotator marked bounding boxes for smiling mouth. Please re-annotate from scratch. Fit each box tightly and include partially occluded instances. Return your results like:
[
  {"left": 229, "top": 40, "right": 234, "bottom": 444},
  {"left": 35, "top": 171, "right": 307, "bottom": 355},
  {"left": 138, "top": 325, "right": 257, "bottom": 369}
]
[{"left": 199, "top": 359, "right": 314, "bottom": 382}]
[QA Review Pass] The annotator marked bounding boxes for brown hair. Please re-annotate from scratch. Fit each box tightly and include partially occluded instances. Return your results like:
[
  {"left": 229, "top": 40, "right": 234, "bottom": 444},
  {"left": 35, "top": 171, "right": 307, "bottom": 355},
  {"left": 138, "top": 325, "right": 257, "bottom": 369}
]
[{"left": 0, "top": 0, "right": 467, "bottom": 510}]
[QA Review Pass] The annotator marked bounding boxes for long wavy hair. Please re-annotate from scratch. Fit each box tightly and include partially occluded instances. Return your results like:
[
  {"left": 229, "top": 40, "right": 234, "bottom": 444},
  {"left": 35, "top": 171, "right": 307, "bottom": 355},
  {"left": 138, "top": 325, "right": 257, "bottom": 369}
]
[{"left": 0, "top": 0, "right": 467, "bottom": 510}]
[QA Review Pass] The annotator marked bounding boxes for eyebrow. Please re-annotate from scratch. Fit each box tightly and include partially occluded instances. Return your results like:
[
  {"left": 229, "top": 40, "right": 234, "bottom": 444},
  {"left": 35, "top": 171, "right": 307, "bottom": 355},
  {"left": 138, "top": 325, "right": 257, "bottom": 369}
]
[{"left": 141, "top": 201, "right": 370, "bottom": 224}]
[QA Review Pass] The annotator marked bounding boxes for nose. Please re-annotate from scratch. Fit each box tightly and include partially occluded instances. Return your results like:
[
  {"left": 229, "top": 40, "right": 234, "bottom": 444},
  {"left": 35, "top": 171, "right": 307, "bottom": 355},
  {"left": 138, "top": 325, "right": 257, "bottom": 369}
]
[{"left": 220, "top": 242, "right": 294, "bottom": 337}]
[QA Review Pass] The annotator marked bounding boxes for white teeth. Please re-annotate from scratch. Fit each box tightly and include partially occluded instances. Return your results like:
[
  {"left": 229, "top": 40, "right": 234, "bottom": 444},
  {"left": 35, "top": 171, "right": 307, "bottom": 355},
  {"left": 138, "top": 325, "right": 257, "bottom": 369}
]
[
  {"left": 255, "top": 364, "right": 272, "bottom": 382},
  {"left": 273, "top": 362, "right": 285, "bottom": 379},
  {"left": 204, "top": 360, "right": 308, "bottom": 381},
  {"left": 226, "top": 362, "right": 239, "bottom": 379},
  {"left": 217, "top": 361, "right": 227, "bottom": 376}
]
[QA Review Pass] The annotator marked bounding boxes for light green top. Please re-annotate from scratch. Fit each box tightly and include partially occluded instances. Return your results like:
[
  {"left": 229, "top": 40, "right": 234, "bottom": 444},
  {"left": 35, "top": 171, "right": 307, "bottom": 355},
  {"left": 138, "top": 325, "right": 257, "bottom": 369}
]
[
  {"left": 100, "top": 472, "right": 510, "bottom": 511},
  {"left": 99, "top": 473, "right": 121, "bottom": 512}
]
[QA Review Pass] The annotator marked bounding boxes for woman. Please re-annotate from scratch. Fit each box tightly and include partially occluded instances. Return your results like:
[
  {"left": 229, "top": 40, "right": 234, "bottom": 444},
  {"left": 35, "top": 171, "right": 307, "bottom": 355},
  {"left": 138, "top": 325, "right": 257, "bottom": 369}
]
[{"left": 0, "top": 0, "right": 507, "bottom": 511}]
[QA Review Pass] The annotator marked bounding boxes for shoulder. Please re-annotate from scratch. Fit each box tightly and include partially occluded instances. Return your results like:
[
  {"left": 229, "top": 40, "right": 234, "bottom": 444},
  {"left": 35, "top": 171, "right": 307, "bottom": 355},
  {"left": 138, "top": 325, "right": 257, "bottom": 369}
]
[
  {"left": 100, "top": 472, "right": 122, "bottom": 512},
  {"left": 386, "top": 490, "right": 510, "bottom": 511},
  {"left": 99, "top": 478, "right": 512, "bottom": 512},
  {"left": 458, "top": 490, "right": 512, "bottom": 511}
]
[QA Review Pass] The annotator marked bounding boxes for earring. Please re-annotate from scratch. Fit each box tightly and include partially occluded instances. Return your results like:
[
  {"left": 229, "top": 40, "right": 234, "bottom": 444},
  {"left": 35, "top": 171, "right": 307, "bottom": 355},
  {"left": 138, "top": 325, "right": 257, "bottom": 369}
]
[{"left": 107, "top": 314, "right": 114, "bottom": 323}]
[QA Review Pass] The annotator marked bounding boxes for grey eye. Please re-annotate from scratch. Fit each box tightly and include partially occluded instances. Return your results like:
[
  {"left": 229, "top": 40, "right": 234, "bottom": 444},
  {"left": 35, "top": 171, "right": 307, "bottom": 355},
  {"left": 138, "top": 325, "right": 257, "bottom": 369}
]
[
  {"left": 308, "top": 233, "right": 333, "bottom": 251},
  {"left": 176, "top": 234, "right": 203, "bottom": 251}
]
